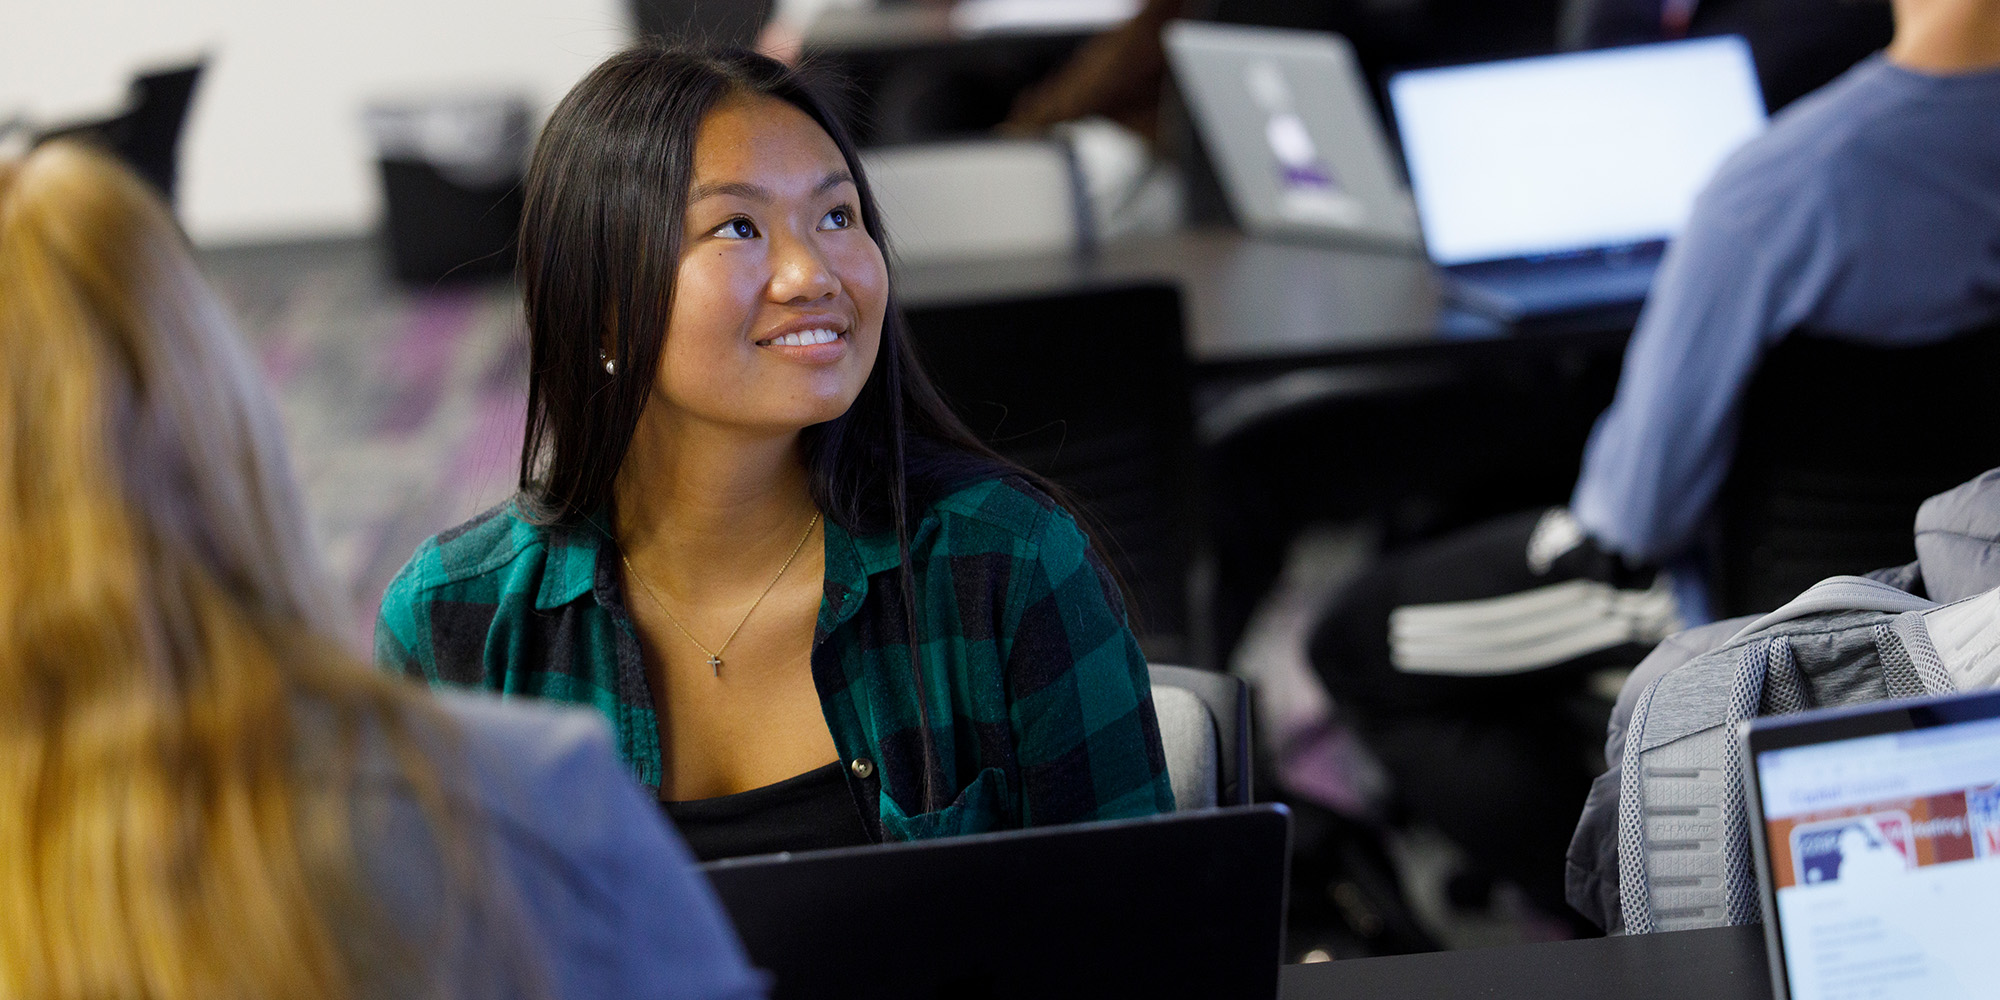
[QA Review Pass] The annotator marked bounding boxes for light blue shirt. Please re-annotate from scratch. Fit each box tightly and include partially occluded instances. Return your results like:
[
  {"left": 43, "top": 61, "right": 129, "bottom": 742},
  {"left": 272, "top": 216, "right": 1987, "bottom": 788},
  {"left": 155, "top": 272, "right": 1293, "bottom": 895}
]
[
  {"left": 1571, "top": 55, "right": 2000, "bottom": 573},
  {"left": 339, "top": 691, "right": 770, "bottom": 1000}
]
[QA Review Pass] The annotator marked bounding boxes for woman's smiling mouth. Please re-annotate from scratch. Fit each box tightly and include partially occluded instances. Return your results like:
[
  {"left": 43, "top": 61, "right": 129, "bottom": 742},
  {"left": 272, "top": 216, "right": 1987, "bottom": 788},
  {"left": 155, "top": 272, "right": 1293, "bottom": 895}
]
[
  {"left": 757, "top": 327, "right": 843, "bottom": 347},
  {"left": 754, "top": 321, "right": 851, "bottom": 363}
]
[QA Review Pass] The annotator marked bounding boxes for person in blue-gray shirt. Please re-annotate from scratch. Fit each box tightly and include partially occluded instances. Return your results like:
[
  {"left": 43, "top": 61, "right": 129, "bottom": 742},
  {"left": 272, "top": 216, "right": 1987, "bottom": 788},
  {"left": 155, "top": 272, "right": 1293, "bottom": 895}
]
[
  {"left": 1573, "top": 9, "right": 2000, "bottom": 594},
  {"left": 1309, "top": 0, "right": 2000, "bottom": 928}
]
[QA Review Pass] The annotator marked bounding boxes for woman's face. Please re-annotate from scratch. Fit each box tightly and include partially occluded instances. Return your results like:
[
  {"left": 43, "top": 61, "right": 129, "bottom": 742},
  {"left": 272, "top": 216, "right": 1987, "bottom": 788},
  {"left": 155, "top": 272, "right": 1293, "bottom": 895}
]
[{"left": 649, "top": 93, "right": 887, "bottom": 437}]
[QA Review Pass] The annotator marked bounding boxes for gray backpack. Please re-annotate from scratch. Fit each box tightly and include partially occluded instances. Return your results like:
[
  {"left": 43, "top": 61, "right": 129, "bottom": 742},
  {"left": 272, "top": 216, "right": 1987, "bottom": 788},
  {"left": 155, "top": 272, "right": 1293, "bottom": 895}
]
[
  {"left": 1567, "top": 575, "right": 2000, "bottom": 932},
  {"left": 1568, "top": 468, "right": 2000, "bottom": 933}
]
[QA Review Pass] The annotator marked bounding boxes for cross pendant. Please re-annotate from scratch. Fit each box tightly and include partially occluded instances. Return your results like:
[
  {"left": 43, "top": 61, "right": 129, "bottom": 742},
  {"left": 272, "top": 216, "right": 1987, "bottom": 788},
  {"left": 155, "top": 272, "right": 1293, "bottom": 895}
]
[{"left": 706, "top": 654, "right": 723, "bottom": 676}]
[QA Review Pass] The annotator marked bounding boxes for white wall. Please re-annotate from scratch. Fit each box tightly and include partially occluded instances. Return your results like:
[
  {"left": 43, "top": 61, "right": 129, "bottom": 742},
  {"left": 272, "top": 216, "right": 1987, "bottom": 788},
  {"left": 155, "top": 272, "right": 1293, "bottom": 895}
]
[{"left": 1, "top": 0, "right": 632, "bottom": 245}]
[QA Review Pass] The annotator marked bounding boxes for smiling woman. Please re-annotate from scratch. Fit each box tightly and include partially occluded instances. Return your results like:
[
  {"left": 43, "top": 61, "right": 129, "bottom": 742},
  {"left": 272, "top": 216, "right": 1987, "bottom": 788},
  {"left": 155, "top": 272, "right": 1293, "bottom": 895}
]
[
  {"left": 644, "top": 93, "right": 886, "bottom": 442},
  {"left": 373, "top": 44, "right": 1175, "bottom": 862}
]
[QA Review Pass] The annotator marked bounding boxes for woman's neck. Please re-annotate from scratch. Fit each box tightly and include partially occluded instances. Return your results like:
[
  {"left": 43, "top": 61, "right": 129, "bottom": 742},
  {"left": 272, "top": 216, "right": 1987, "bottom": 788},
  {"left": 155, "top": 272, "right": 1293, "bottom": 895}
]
[
  {"left": 612, "top": 414, "right": 820, "bottom": 595},
  {"left": 1890, "top": 0, "right": 2000, "bottom": 74}
]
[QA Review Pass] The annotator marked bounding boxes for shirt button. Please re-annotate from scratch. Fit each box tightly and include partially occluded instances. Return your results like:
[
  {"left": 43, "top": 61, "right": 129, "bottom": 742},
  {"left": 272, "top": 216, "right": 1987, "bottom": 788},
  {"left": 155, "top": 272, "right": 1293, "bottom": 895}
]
[{"left": 849, "top": 757, "right": 875, "bottom": 779}]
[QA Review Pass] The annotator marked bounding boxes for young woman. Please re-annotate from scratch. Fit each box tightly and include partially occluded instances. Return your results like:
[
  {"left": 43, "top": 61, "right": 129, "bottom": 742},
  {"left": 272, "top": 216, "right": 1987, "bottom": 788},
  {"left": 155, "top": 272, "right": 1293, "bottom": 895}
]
[
  {"left": 376, "top": 45, "right": 1175, "bottom": 860},
  {"left": 0, "top": 142, "right": 764, "bottom": 1000}
]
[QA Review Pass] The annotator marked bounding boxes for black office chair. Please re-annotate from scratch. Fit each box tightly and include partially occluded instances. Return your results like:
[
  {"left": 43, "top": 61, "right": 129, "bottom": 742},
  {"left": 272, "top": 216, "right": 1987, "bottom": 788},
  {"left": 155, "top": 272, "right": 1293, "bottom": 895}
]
[
  {"left": 37, "top": 62, "right": 204, "bottom": 206},
  {"left": 1714, "top": 320, "right": 2000, "bottom": 616},
  {"left": 628, "top": 0, "right": 772, "bottom": 46},
  {"left": 902, "top": 283, "right": 1200, "bottom": 662},
  {"left": 1149, "top": 663, "right": 1252, "bottom": 808}
]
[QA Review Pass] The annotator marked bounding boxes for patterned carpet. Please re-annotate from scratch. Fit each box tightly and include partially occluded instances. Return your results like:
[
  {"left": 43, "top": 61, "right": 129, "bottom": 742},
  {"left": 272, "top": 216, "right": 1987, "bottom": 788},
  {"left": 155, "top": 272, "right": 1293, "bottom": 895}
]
[{"left": 202, "top": 238, "right": 529, "bottom": 646}]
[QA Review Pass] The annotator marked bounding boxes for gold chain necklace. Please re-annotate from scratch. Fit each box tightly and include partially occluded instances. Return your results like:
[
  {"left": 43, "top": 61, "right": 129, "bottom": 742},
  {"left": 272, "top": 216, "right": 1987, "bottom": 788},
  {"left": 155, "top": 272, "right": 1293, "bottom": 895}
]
[{"left": 619, "top": 511, "right": 821, "bottom": 677}]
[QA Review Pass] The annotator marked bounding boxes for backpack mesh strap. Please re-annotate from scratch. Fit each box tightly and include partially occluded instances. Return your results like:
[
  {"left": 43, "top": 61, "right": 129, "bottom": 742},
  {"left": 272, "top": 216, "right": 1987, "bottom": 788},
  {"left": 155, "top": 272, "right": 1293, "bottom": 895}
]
[
  {"left": 1618, "top": 674, "right": 1663, "bottom": 935},
  {"left": 1721, "top": 638, "right": 1773, "bottom": 926},
  {"left": 1891, "top": 610, "right": 1958, "bottom": 697},
  {"left": 1759, "top": 637, "right": 1809, "bottom": 715},
  {"left": 1874, "top": 622, "right": 1929, "bottom": 700}
]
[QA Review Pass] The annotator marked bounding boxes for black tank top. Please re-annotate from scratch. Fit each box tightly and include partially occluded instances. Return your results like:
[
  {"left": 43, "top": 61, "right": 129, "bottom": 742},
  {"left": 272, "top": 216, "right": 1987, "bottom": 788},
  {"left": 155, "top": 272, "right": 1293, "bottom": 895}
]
[{"left": 660, "top": 761, "right": 872, "bottom": 862}]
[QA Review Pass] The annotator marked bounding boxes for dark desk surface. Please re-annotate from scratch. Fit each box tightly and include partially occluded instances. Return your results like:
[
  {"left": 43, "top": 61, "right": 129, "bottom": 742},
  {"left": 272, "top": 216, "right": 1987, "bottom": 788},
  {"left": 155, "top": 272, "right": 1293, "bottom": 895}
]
[
  {"left": 895, "top": 229, "right": 1634, "bottom": 375},
  {"left": 1279, "top": 925, "right": 1772, "bottom": 1000}
]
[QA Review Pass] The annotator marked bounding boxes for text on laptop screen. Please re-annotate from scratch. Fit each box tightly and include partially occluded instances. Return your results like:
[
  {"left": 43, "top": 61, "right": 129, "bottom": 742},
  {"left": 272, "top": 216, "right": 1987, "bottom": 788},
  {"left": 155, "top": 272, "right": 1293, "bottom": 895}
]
[
  {"left": 1388, "top": 36, "right": 1766, "bottom": 267},
  {"left": 1756, "top": 716, "right": 2000, "bottom": 999}
]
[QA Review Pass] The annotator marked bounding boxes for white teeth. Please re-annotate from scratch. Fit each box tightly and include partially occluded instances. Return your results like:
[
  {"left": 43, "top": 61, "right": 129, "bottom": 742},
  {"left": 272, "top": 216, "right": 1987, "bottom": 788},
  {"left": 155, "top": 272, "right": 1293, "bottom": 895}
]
[{"left": 765, "top": 328, "right": 840, "bottom": 347}]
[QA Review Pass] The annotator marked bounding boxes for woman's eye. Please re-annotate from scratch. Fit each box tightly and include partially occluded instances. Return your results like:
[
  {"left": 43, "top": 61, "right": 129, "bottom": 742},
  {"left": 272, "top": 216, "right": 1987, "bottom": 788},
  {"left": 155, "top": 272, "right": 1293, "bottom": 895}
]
[
  {"left": 712, "top": 217, "right": 759, "bottom": 240},
  {"left": 820, "top": 206, "right": 853, "bottom": 231}
]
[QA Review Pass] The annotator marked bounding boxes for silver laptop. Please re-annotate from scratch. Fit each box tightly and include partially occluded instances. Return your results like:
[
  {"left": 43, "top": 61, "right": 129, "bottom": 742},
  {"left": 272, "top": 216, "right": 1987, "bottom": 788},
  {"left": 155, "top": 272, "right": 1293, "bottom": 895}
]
[
  {"left": 1387, "top": 36, "right": 1766, "bottom": 321},
  {"left": 1742, "top": 689, "right": 2000, "bottom": 1000},
  {"left": 1165, "top": 20, "right": 1421, "bottom": 250}
]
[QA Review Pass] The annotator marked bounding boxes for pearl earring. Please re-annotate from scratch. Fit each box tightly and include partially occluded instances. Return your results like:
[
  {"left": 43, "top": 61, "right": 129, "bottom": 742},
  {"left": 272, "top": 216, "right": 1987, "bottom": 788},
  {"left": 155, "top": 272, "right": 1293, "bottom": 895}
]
[{"left": 600, "top": 352, "right": 616, "bottom": 376}]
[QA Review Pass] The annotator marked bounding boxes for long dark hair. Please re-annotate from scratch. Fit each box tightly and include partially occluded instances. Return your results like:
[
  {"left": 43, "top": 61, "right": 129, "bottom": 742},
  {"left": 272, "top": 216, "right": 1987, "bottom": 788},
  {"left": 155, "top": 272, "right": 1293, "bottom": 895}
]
[
  {"left": 516, "top": 42, "right": 1027, "bottom": 532},
  {"left": 515, "top": 44, "right": 1050, "bottom": 810}
]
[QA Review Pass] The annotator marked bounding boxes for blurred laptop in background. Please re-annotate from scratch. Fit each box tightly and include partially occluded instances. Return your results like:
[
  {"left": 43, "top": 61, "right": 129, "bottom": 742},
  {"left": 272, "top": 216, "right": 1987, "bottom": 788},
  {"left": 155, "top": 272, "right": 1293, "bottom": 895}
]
[
  {"left": 1166, "top": 20, "right": 1422, "bottom": 251},
  {"left": 1388, "top": 36, "right": 1767, "bottom": 321}
]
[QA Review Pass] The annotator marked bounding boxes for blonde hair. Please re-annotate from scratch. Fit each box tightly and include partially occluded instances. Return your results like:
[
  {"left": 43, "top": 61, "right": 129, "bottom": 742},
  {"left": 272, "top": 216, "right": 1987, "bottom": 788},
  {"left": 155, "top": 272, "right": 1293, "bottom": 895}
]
[{"left": 0, "top": 143, "right": 518, "bottom": 1000}]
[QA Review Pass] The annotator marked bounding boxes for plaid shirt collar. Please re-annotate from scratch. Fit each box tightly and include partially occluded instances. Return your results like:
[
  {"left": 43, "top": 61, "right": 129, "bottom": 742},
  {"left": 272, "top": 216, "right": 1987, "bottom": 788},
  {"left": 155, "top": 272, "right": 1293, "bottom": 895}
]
[
  {"left": 377, "top": 478, "right": 1176, "bottom": 841},
  {"left": 530, "top": 510, "right": 906, "bottom": 637}
]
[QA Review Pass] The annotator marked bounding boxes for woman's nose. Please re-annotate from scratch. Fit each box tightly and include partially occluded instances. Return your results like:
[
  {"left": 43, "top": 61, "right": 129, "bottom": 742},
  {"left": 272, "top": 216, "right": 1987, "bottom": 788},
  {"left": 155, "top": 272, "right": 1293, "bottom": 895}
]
[{"left": 768, "top": 230, "right": 839, "bottom": 303}]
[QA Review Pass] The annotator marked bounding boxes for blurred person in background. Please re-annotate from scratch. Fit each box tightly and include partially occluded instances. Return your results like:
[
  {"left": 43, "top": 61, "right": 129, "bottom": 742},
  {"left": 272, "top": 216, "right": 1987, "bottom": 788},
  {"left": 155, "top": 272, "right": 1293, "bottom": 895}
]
[
  {"left": 375, "top": 45, "right": 1174, "bottom": 862},
  {"left": 1003, "top": 0, "right": 1565, "bottom": 142},
  {"left": 1564, "top": 0, "right": 1892, "bottom": 111},
  {"left": 1309, "top": 0, "right": 2000, "bottom": 929},
  {"left": 0, "top": 141, "right": 765, "bottom": 1000}
]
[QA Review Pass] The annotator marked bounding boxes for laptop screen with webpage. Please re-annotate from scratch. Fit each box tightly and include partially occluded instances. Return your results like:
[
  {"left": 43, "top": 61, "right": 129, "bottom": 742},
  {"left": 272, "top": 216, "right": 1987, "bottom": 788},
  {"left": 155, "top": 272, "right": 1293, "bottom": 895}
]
[
  {"left": 1750, "top": 701, "right": 2000, "bottom": 999},
  {"left": 1387, "top": 36, "right": 1766, "bottom": 267}
]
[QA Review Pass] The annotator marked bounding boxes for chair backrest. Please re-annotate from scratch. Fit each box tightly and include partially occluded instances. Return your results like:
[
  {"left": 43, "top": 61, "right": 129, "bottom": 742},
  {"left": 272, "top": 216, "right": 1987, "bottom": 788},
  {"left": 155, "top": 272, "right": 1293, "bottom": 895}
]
[
  {"left": 860, "top": 139, "right": 1084, "bottom": 263},
  {"left": 1715, "top": 320, "right": 2000, "bottom": 617},
  {"left": 902, "top": 283, "right": 1198, "bottom": 657},
  {"left": 1149, "top": 663, "right": 1252, "bottom": 808},
  {"left": 627, "top": 0, "right": 772, "bottom": 47},
  {"left": 37, "top": 62, "right": 204, "bottom": 204}
]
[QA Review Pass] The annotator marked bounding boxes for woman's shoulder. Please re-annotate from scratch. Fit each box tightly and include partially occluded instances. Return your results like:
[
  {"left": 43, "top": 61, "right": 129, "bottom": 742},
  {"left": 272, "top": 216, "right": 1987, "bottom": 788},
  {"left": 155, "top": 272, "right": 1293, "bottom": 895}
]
[
  {"left": 923, "top": 474, "right": 1085, "bottom": 550},
  {"left": 428, "top": 690, "right": 649, "bottom": 843},
  {"left": 333, "top": 691, "right": 766, "bottom": 999},
  {"left": 381, "top": 498, "right": 591, "bottom": 607},
  {"left": 325, "top": 688, "right": 639, "bottom": 857}
]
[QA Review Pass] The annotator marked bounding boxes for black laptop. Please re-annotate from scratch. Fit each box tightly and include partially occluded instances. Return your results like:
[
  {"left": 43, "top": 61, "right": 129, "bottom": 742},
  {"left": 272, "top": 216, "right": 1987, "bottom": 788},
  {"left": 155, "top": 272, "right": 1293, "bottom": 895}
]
[
  {"left": 1386, "top": 36, "right": 1767, "bottom": 322},
  {"left": 1742, "top": 689, "right": 2000, "bottom": 1000},
  {"left": 701, "top": 804, "right": 1292, "bottom": 1000}
]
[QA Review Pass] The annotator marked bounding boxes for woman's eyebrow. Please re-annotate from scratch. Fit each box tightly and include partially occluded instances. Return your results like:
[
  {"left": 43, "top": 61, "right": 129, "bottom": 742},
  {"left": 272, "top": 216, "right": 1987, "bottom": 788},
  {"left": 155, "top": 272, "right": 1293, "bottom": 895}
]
[
  {"left": 690, "top": 171, "right": 854, "bottom": 204},
  {"left": 691, "top": 180, "right": 769, "bottom": 203}
]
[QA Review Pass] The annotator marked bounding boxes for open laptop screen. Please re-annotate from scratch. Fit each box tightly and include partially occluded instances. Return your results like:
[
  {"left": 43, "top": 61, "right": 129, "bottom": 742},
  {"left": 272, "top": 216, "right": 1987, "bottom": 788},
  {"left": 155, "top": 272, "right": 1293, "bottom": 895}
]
[
  {"left": 1388, "top": 36, "right": 1765, "bottom": 267},
  {"left": 1751, "top": 699, "right": 2000, "bottom": 999}
]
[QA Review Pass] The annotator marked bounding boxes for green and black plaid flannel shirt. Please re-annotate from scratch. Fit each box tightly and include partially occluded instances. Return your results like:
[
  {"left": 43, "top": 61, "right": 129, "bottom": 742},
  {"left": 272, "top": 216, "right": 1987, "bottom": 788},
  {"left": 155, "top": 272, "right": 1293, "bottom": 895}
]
[{"left": 374, "top": 476, "right": 1174, "bottom": 841}]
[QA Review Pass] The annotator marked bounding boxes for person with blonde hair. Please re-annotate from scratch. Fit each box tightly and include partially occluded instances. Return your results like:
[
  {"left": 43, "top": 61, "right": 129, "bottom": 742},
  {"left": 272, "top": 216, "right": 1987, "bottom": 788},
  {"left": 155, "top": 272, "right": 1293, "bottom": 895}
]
[{"left": 0, "top": 141, "right": 766, "bottom": 1000}]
